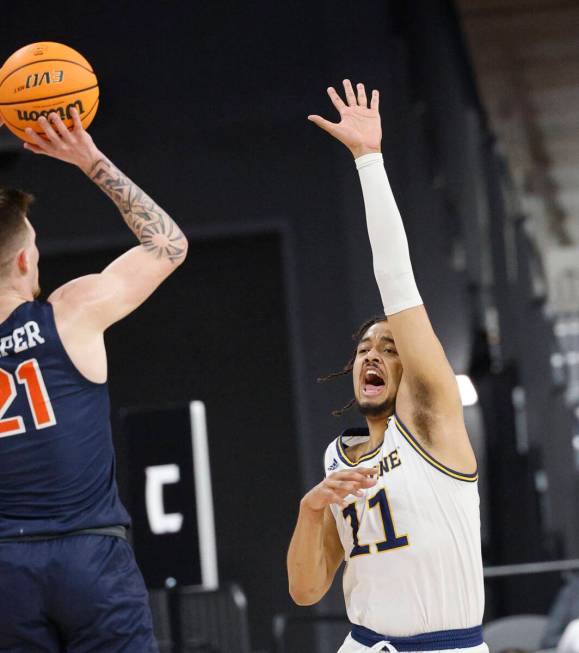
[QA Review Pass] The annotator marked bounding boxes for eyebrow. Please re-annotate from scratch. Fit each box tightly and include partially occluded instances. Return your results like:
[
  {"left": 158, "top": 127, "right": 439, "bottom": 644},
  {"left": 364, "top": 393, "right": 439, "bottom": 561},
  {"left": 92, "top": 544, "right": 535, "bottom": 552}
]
[{"left": 358, "top": 336, "right": 396, "bottom": 346}]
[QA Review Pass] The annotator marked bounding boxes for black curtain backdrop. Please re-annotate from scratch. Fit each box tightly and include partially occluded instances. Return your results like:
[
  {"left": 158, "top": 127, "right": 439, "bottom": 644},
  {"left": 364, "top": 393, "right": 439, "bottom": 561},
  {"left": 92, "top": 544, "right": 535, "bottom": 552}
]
[{"left": 38, "top": 234, "right": 301, "bottom": 647}]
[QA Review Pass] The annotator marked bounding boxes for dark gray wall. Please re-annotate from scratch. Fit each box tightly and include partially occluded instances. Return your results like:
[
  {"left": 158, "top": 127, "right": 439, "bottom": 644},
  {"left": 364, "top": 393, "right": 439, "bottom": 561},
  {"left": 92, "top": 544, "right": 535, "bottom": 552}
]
[
  {"left": 0, "top": 0, "right": 476, "bottom": 477},
  {"left": 38, "top": 235, "right": 300, "bottom": 648}
]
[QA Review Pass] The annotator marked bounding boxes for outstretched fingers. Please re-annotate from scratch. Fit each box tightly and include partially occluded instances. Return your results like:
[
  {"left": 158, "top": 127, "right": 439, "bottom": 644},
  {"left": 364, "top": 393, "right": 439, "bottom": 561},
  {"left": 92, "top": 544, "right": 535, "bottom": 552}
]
[
  {"left": 37, "top": 116, "right": 60, "bottom": 144},
  {"left": 24, "top": 127, "right": 50, "bottom": 152},
  {"left": 326, "top": 86, "right": 347, "bottom": 114},
  {"left": 307, "top": 114, "right": 338, "bottom": 135},
  {"left": 356, "top": 83, "right": 368, "bottom": 108},
  {"left": 48, "top": 112, "right": 73, "bottom": 142},
  {"left": 327, "top": 80, "right": 377, "bottom": 110},
  {"left": 325, "top": 468, "right": 378, "bottom": 492},
  {"left": 23, "top": 141, "right": 45, "bottom": 154},
  {"left": 328, "top": 468, "right": 378, "bottom": 482},
  {"left": 342, "top": 79, "right": 357, "bottom": 107},
  {"left": 70, "top": 106, "right": 84, "bottom": 132}
]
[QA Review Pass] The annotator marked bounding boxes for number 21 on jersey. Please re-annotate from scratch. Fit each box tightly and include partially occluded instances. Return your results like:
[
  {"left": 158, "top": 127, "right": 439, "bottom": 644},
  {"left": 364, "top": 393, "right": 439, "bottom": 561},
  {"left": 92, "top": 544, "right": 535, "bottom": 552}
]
[
  {"left": 343, "top": 487, "right": 409, "bottom": 557},
  {"left": 0, "top": 358, "right": 56, "bottom": 437}
]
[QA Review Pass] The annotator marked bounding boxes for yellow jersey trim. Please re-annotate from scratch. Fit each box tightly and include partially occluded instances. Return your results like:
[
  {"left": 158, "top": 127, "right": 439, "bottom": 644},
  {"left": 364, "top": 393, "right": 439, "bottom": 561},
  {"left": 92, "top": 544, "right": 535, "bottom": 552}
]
[
  {"left": 394, "top": 415, "right": 478, "bottom": 483},
  {"left": 337, "top": 436, "right": 382, "bottom": 467}
]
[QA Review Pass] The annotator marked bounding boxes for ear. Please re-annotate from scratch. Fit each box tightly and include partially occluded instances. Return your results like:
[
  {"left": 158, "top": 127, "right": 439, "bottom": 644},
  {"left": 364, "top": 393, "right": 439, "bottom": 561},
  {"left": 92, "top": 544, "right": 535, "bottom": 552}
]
[{"left": 16, "top": 249, "right": 29, "bottom": 275}]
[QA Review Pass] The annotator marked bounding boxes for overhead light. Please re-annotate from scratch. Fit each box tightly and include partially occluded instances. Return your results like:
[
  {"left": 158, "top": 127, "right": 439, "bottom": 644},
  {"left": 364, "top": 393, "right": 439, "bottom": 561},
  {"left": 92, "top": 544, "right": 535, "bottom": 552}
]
[{"left": 456, "top": 374, "right": 478, "bottom": 407}]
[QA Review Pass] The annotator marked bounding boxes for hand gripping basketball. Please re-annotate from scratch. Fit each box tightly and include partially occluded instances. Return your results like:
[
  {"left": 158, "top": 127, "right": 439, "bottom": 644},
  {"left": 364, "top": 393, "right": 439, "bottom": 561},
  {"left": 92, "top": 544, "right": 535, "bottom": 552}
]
[
  {"left": 302, "top": 467, "right": 378, "bottom": 511},
  {"left": 0, "top": 42, "right": 99, "bottom": 144},
  {"left": 23, "top": 108, "right": 100, "bottom": 173}
]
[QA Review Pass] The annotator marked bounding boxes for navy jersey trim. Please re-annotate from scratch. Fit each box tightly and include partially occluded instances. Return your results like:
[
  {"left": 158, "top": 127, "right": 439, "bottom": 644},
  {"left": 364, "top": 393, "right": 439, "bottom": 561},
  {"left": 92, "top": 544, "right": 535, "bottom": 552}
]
[
  {"left": 0, "top": 302, "right": 26, "bottom": 329},
  {"left": 336, "top": 435, "right": 382, "bottom": 467},
  {"left": 394, "top": 414, "right": 478, "bottom": 482},
  {"left": 45, "top": 301, "right": 106, "bottom": 387},
  {"left": 0, "top": 301, "right": 102, "bottom": 387},
  {"left": 351, "top": 623, "right": 483, "bottom": 651}
]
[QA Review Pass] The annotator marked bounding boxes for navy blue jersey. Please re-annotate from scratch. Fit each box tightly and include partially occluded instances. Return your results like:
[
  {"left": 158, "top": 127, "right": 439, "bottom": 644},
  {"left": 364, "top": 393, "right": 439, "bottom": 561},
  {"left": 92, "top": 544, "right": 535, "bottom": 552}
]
[{"left": 0, "top": 301, "right": 130, "bottom": 537}]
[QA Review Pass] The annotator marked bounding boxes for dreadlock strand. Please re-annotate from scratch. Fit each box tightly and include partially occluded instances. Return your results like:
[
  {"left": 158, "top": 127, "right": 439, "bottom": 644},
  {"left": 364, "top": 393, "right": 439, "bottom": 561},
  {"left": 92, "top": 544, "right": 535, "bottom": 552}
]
[{"left": 331, "top": 398, "right": 356, "bottom": 418}]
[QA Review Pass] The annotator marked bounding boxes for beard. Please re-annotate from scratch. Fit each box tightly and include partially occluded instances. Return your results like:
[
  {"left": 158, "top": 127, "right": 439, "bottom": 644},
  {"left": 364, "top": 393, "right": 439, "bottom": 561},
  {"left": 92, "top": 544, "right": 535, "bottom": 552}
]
[{"left": 356, "top": 396, "right": 394, "bottom": 418}]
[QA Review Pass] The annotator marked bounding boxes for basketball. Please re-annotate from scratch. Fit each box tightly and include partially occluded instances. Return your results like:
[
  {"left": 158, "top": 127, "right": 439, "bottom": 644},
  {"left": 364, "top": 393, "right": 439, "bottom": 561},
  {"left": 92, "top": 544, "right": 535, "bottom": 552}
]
[{"left": 0, "top": 42, "right": 98, "bottom": 143}]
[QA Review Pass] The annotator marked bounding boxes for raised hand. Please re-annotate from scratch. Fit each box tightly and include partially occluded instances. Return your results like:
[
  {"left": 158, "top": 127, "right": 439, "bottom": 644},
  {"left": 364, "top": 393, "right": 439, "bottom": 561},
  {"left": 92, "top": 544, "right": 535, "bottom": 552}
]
[
  {"left": 302, "top": 467, "right": 377, "bottom": 511},
  {"left": 23, "top": 108, "right": 100, "bottom": 174},
  {"left": 308, "top": 79, "right": 382, "bottom": 159}
]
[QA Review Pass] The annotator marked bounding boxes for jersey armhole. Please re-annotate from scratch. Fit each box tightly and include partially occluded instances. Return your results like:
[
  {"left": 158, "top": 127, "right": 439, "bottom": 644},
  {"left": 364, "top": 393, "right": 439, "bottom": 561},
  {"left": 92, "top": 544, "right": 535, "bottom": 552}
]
[
  {"left": 45, "top": 301, "right": 107, "bottom": 387},
  {"left": 394, "top": 414, "right": 478, "bottom": 483}
]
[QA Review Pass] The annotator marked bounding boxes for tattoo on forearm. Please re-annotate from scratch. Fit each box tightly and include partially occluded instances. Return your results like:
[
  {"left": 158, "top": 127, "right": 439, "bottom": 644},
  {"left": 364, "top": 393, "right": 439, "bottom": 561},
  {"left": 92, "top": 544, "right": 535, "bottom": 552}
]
[{"left": 88, "top": 158, "right": 187, "bottom": 263}]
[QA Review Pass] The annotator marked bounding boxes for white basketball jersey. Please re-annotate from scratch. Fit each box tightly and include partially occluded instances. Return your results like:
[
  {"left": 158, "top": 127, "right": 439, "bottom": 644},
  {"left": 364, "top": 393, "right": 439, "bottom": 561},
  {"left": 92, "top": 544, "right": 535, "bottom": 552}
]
[{"left": 325, "top": 414, "right": 484, "bottom": 637}]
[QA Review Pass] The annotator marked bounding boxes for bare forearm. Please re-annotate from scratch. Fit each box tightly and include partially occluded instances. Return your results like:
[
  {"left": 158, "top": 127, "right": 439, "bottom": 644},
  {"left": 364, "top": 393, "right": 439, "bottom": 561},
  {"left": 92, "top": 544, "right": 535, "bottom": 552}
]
[
  {"left": 287, "top": 502, "right": 334, "bottom": 605},
  {"left": 86, "top": 155, "right": 187, "bottom": 264},
  {"left": 287, "top": 468, "right": 372, "bottom": 605}
]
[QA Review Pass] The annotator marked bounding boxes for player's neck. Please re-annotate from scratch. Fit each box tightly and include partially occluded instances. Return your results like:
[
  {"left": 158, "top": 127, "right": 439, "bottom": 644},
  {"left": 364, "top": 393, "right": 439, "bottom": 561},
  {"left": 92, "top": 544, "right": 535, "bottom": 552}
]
[
  {"left": 364, "top": 414, "right": 391, "bottom": 450},
  {"left": 0, "top": 284, "right": 35, "bottom": 320}
]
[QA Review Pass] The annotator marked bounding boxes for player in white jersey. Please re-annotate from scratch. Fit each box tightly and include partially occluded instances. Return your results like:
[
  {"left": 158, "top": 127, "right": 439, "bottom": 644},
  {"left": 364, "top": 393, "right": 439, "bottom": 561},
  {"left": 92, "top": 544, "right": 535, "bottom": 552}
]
[{"left": 287, "top": 80, "right": 487, "bottom": 653}]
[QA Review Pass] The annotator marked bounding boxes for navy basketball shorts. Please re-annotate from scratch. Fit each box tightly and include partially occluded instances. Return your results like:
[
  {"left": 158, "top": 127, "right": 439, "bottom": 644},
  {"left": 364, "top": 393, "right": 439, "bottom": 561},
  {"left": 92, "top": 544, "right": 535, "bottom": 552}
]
[{"left": 0, "top": 534, "right": 158, "bottom": 653}]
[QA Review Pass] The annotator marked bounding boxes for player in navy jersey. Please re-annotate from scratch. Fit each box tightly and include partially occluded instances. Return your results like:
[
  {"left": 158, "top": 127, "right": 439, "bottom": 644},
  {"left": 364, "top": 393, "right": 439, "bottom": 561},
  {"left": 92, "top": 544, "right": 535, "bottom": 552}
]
[{"left": 0, "top": 110, "right": 187, "bottom": 652}]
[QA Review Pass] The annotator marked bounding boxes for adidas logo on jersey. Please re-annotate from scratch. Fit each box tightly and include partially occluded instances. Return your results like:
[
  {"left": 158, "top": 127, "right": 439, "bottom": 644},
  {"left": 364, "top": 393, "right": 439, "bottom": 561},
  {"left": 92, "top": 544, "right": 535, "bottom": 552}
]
[{"left": 328, "top": 458, "right": 339, "bottom": 471}]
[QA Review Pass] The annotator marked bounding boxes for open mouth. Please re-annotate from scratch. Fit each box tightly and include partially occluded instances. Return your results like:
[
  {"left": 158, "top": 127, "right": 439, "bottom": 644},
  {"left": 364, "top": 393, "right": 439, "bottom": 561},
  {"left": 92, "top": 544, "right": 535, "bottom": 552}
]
[{"left": 362, "top": 368, "right": 385, "bottom": 397}]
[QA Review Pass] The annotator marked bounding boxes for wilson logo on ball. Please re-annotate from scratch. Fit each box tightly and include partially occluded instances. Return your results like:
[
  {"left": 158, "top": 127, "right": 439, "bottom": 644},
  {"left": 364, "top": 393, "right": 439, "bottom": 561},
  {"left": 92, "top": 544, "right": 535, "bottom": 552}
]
[{"left": 16, "top": 100, "right": 85, "bottom": 123}]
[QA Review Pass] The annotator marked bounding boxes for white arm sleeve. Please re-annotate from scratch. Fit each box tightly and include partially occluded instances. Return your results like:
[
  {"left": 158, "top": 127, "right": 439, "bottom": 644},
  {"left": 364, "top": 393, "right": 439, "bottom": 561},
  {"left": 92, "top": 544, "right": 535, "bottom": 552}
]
[{"left": 356, "top": 152, "right": 423, "bottom": 316}]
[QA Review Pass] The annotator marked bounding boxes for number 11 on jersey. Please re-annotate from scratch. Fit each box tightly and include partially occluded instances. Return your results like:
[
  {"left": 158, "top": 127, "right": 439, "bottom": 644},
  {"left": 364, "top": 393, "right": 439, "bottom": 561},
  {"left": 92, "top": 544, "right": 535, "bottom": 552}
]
[{"left": 342, "top": 487, "right": 409, "bottom": 557}]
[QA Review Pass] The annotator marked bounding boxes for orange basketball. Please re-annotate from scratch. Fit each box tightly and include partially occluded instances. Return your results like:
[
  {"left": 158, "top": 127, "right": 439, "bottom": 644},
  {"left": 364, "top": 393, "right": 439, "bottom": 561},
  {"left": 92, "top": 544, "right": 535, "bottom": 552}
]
[{"left": 0, "top": 42, "right": 99, "bottom": 143}]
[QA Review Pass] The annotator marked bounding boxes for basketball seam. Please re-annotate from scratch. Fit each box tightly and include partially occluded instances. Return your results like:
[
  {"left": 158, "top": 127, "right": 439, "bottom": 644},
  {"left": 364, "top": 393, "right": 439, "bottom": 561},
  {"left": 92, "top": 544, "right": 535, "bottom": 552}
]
[
  {"left": 0, "top": 84, "right": 99, "bottom": 107},
  {"left": 82, "top": 96, "right": 99, "bottom": 122},
  {"left": 1, "top": 93, "right": 99, "bottom": 133},
  {"left": 0, "top": 58, "right": 95, "bottom": 90}
]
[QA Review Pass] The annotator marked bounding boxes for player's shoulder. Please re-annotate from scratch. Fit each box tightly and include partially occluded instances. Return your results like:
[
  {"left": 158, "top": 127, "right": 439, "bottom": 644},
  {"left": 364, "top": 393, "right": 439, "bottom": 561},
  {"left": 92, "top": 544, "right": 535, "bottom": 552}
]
[
  {"left": 47, "top": 274, "right": 102, "bottom": 306},
  {"left": 6, "top": 299, "right": 53, "bottom": 323},
  {"left": 48, "top": 275, "right": 108, "bottom": 335},
  {"left": 323, "top": 437, "right": 340, "bottom": 474}
]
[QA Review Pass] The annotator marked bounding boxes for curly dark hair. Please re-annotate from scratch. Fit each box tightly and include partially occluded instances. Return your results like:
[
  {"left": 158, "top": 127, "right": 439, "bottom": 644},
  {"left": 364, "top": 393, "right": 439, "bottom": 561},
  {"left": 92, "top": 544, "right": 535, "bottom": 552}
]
[{"left": 318, "top": 314, "right": 388, "bottom": 416}]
